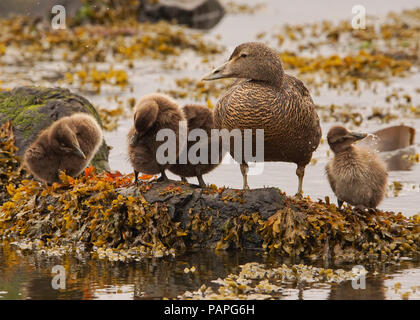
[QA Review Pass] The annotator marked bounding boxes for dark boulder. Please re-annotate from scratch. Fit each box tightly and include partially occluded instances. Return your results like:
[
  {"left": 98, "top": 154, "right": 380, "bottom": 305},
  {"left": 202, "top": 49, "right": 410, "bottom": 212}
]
[
  {"left": 359, "top": 125, "right": 417, "bottom": 170},
  {"left": 139, "top": 0, "right": 225, "bottom": 29}
]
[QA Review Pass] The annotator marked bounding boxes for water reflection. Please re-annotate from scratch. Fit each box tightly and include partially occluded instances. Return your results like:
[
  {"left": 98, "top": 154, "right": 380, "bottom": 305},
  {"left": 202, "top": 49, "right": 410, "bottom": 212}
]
[{"left": 1, "top": 242, "right": 419, "bottom": 300}]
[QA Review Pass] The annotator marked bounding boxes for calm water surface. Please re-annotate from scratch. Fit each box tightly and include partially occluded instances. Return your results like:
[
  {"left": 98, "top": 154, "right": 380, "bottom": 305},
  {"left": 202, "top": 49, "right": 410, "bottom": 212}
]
[{"left": 1, "top": 243, "right": 419, "bottom": 300}]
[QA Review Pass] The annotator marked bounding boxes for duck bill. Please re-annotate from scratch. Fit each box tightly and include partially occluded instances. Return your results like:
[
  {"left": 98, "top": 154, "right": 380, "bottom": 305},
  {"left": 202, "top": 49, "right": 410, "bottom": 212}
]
[
  {"left": 348, "top": 132, "right": 368, "bottom": 141},
  {"left": 73, "top": 145, "right": 86, "bottom": 159},
  {"left": 202, "top": 61, "right": 231, "bottom": 81}
]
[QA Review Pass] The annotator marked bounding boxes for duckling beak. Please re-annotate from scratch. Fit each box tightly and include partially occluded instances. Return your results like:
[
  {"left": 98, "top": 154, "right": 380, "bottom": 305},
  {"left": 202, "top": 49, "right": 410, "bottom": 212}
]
[
  {"left": 73, "top": 145, "right": 86, "bottom": 159},
  {"left": 348, "top": 132, "right": 368, "bottom": 141},
  {"left": 202, "top": 61, "right": 230, "bottom": 81}
]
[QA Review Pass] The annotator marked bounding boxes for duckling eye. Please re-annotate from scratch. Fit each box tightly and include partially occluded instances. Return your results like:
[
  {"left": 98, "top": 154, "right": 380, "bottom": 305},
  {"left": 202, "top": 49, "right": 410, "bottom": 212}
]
[{"left": 240, "top": 53, "right": 247, "bottom": 58}]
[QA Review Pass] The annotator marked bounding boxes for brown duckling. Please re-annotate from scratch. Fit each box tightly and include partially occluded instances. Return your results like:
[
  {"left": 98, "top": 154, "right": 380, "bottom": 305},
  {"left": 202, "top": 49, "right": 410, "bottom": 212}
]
[
  {"left": 168, "top": 104, "right": 224, "bottom": 187},
  {"left": 326, "top": 126, "right": 388, "bottom": 209},
  {"left": 24, "top": 113, "right": 103, "bottom": 184},
  {"left": 203, "top": 42, "right": 321, "bottom": 194},
  {"left": 127, "top": 93, "right": 185, "bottom": 183}
]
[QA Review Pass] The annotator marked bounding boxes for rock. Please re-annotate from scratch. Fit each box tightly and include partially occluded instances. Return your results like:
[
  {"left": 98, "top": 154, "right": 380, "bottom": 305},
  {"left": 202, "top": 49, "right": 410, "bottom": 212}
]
[
  {"left": 0, "top": 86, "right": 110, "bottom": 171},
  {"left": 359, "top": 125, "right": 417, "bottom": 171},
  {"left": 139, "top": 0, "right": 225, "bottom": 29},
  {"left": 2, "top": 170, "right": 419, "bottom": 263},
  {"left": 380, "top": 146, "right": 417, "bottom": 171}
]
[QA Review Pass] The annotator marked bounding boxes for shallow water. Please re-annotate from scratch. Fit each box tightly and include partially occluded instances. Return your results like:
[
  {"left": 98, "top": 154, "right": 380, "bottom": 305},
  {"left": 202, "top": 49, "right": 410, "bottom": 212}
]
[
  {"left": 0, "top": 243, "right": 419, "bottom": 300},
  {"left": 1, "top": 0, "right": 420, "bottom": 300}
]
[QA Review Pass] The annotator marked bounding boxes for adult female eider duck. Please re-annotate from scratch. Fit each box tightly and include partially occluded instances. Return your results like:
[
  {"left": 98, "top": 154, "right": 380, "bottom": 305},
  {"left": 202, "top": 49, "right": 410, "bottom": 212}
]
[
  {"left": 326, "top": 126, "right": 388, "bottom": 209},
  {"left": 168, "top": 104, "right": 224, "bottom": 187},
  {"left": 24, "top": 113, "right": 103, "bottom": 184},
  {"left": 203, "top": 42, "right": 321, "bottom": 194},
  {"left": 127, "top": 93, "right": 185, "bottom": 184}
]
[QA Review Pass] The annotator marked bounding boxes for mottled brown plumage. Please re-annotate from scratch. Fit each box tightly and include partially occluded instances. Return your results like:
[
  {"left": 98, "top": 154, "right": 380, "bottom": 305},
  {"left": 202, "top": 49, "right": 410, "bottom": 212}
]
[
  {"left": 168, "top": 104, "right": 224, "bottom": 187},
  {"left": 326, "top": 126, "right": 388, "bottom": 209},
  {"left": 127, "top": 93, "right": 185, "bottom": 183},
  {"left": 203, "top": 42, "right": 321, "bottom": 193},
  {"left": 24, "top": 113, "right": 103, "bottom": 184}
]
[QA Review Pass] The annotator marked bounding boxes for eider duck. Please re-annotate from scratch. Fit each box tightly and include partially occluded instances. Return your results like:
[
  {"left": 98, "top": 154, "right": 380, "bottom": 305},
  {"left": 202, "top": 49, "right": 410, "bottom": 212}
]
[
  {"left": 127, "top": 93, "right": 185, "bottom": 183},
  {"left": 203, "top": 42, "right": 321, "bottom": 194},
  {"left": 24, "top": 113, "right": 103, "bottom": 184},
  {"left": 168, "top": 104, "right": 224, "bottom": 187},
  {"left": 326, "top": 126, "right": 388, "bottom": 209}
]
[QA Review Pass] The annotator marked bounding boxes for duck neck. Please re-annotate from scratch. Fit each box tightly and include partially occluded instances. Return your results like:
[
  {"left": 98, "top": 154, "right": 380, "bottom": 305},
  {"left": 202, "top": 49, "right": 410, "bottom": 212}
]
[
  {"left": 262, "top": 58, "right": 285, "bottom": 88},
  {"left": 333, "top": 145, "right": 356, "bottom": 157}
]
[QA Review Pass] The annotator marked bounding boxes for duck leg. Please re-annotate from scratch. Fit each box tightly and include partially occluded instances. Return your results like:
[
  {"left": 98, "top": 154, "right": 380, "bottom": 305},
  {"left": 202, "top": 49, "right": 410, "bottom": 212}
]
[
  {"left": 157, "top": 169, "right": 168, "bottom": 182},
  {"left": 134, "top": 170, "right": 139, "bottom": 184},
  {"left": 337, "top": 199, "right": 344, "bottom": 208},
  {"left": 240, "top": 163, "right": 249, "bottom": 189},
  {"left": 195, "top": 167, "right": 206, "bottom": 188},
  {"left": 181, "top": 176, "right": 187, "bottom": 183},
  {"left": 296, "top": 165, "right": 305, "bottom": 197}
]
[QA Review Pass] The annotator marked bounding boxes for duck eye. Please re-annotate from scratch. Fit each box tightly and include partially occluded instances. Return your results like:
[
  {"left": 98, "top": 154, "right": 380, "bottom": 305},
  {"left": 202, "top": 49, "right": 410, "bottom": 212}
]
[{"left": 240, "top": 53, "right": 247, "bottom": 58}]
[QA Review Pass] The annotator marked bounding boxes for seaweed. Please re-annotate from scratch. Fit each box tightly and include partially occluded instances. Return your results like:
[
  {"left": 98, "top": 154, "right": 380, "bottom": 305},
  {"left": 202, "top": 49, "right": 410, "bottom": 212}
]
[{"left": 0, "top": 121, "right": 419, "bottom": 263}]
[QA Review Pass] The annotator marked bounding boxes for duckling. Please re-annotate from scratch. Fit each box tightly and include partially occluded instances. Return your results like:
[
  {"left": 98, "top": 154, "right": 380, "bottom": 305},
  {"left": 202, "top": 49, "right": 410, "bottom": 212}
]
[
  {"left": 127, "top": 93, "right": 185, "bottom": 184},
  {"left": 203, "top": 42, "right": 321, "bottom": 194},
  {"left": 168, "top": 104, "right": 224, "bottom": 187},
  {"left": 24, "top": 113, "right": 103, "bottom": 184},
  {"left": 326, "top": 126, "right": 388, "bottom": 209}
]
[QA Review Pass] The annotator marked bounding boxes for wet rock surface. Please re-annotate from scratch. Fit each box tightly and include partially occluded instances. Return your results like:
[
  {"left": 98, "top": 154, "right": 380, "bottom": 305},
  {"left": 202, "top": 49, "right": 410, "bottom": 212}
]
[
  {"left": 0, "top": 86, "right": 110, "bottom": 171},
  {"left": 139, "top": 0, "right": 225, "bottom": 29},
  {"left": 359, "top": 125, "right": 417, "bottom": 171},
  {"left": 135, "top": 183, "right": 286, "bottom": 249}
]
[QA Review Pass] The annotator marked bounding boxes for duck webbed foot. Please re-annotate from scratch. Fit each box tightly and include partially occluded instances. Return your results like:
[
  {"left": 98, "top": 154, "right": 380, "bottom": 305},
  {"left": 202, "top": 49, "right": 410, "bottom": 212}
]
[{"left": 355, "top": 204, "right": 368, "bottom": 211}]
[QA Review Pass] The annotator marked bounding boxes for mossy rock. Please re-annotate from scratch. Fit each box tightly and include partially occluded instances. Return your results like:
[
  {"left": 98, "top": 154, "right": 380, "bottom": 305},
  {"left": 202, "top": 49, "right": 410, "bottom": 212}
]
[{"left": 0, "top": 86, "right": 110, "bottom": 171}]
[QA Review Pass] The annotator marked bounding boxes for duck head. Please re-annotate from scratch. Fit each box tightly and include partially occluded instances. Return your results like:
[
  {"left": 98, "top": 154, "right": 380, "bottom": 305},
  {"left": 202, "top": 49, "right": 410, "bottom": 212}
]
[
  {"left": 202, "top": 42, "right": 284, "bottom": 86},
  {"left": 49, "top": 119, "right": 86, "bottom": 159},
  {"left": 327, "top": 126, "right": 368, "bottom": 153}
]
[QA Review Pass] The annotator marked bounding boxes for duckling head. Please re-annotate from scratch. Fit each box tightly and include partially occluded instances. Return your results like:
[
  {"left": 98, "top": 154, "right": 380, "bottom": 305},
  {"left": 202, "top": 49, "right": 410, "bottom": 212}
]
[
  {"left": 327, "top": 126, "right": 367, "bottom": 153},
  {"left": 203, "top": 42, "right": 284, "bottom": 85},
  {"left": 48, "top": 119, "right": 86, "bottom": 159}
]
